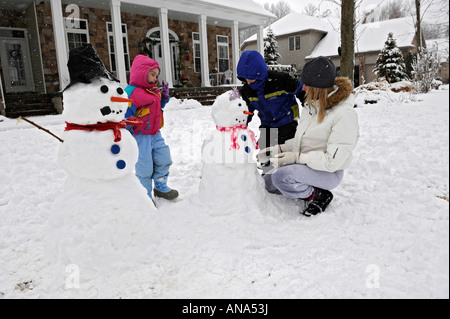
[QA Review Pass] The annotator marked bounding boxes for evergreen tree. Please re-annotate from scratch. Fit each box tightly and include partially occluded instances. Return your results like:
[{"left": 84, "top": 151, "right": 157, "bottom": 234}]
[
  {"left": 264, "top": 27, "right": 281, "bottom": 65},
  {"left": 373, "top": 32, "right": 408, "bottom": 83}
]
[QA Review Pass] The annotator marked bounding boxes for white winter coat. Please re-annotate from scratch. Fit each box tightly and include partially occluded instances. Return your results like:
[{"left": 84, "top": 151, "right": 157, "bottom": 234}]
[{"left": 284, "top": 77, "right": 360, "bottom": 173}]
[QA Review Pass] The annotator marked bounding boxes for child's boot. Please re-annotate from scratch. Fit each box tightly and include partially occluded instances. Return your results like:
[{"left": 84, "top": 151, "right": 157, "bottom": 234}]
[
  {"left": 302, "top": 187, "right": 333, "bottom": 217},
  {"left": 154, "top": 176, "right": 179, "bottom": 200}
]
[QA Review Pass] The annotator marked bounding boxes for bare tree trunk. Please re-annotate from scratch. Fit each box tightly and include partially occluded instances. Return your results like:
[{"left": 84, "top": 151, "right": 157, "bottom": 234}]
[
  {"left": 415, "top": 0, "right": 423, "bottom": 52},
  {"left": 341, "top": 0, "right": 355, "bottom": 85}
]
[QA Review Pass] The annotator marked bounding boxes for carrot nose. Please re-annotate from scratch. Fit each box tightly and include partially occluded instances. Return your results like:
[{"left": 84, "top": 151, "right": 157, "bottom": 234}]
[
  {"left": 243, "top": 111, "right": 253, "bottom": 116},
  {"left": 111, "top": 96, "right": 133, "bottom": 103}
]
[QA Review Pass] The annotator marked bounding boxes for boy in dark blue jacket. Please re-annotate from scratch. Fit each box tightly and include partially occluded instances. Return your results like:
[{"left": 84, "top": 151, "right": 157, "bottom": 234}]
[{"left": 237, "top": 50, "right": 305, "bottom": 173}]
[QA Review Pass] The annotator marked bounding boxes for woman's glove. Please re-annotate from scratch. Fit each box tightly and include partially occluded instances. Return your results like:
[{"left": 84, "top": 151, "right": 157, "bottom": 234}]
[
  {"left": 256, "top": 145, "right": 281, "bottom": 165},
  {"left": 161, "top": 80, "right": 170, "bottom": 99},
  {"left": 270, "top": 152, "right": 300, "bottom": 168}
]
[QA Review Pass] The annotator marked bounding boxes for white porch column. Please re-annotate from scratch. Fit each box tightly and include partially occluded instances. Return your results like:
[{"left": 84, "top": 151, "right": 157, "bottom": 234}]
[
  {"left": 159, "top": 8, "right": 173, "bottom": 86},
  {"left": 256, "top": 24, "right": 264, "bottom": 55},
  {"left": 0, "top": 75, "right": 5, "bottom": 115},
  {"left": 198, "top": 14, "right": 210, "bottom": 87},
  {"left": 231, "top": 20, "right": 240, "bottom": 84},
  {"left": 50, "top": 0, "right": 70, "bottom": 90},
  {"left": 110, "top": 0, "right": 127, "bottom": 84}
]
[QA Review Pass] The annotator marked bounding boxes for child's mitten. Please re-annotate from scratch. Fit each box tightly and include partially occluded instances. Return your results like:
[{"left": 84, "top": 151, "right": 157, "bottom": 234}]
[{"left": 161, "top": 80, "right": 170, "bottom": 99}]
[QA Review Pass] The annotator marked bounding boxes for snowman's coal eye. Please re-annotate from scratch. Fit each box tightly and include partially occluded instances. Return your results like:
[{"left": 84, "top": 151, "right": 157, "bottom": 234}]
[
  {"left": 117, "top": 88, "right": 124, "bottom": 95},
  {"left": 101, "top": 85, "right": 109, "bottom": 94},
  {"left": 238, "top": 103, "right": 242, "bottom": 107}
]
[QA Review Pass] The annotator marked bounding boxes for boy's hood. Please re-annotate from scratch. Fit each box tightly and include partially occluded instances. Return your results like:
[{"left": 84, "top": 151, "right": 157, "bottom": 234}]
[
  {"left": 237, "top": 51, "right": 268, "bottom": 85},
  {"left": 129, "top": 55, "right": 160, "bottom": 89}
]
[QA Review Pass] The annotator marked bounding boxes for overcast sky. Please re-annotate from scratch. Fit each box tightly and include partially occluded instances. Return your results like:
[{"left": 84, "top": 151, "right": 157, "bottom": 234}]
[
  {"left": 252, "top": 0, "right": 449, "bottom": 21},
  {"left": 253, "top": 0, "right": 387, "bottom": 14}
]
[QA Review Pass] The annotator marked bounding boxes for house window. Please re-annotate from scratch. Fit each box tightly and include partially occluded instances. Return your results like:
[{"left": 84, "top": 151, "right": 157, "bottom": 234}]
[
  {"left": 296, "top": 36, "right": 301, "bottom": 50},
  {"left": 217, "top": 35, "right": 229, "bottom": 72},
  {"left": 65, "top": 18, "right": 89, "bottom": 51},
  {"left": 193, "top": 32, "right": 201, "bottom": 73},
  {"left": 107, "top": 22, "right": 130, "bottom": 73},
  {"left": 289, "top": 36, "right": 301, "bottom": 51}
]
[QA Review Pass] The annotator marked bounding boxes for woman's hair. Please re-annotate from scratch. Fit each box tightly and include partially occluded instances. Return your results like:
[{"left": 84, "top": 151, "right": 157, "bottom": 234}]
[{"left": 305, "top": 86, "right": 334, "bottom": 124}]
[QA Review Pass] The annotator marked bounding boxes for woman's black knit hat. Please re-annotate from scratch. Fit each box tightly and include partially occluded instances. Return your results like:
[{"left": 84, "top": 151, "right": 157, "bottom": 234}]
[{"left": 301, "top": 56, "right": 336, "bottom": 88}]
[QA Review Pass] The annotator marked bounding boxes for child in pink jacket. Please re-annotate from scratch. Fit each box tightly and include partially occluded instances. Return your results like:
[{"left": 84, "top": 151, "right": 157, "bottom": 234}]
[{"left": 125, "top": 55, "right": 178, "bottom": 200}]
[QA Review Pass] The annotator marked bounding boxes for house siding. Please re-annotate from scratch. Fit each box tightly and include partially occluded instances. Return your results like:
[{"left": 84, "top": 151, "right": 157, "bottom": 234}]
[
  {"left": 280, "top": 31, "right": 326, "bottom": 68},
  {"left": 242, "top": 30, "right": 326, "bottom": 72}
]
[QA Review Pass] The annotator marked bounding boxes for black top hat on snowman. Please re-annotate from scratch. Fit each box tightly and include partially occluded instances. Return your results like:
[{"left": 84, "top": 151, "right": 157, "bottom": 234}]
[{"left": 65, "top": 43, "right": 119, "bottom": 90}]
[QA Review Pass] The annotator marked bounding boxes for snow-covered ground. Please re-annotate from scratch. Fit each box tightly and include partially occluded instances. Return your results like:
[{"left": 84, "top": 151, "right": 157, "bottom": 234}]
[{"left": 0, "top": 86, "right": 448, "bottom": 299}]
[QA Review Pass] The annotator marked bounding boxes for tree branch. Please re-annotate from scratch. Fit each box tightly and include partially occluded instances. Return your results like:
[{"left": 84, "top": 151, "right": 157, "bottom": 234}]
[{"left": 18, "top": 116, "right": 64, "bottom": 143}]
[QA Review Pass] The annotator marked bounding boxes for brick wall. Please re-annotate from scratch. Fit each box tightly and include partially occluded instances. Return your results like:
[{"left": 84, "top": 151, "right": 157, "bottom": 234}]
[
  {"left": 35, "top": 3, "right": 59, "bottom": 93},
  {"left": 33, "top": 2, "right": 233, "bottom": 91},
  {"left": 0, "top": 9, "right": 27, "bottom": 28}
]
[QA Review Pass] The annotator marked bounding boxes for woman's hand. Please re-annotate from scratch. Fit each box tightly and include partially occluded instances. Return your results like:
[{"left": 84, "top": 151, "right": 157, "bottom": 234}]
[
  {"left": 256, "top": 145, "right": 281, "bottom": 165},
  {"left": 270, "top": 152, "right": 300, "bottom": 168}
]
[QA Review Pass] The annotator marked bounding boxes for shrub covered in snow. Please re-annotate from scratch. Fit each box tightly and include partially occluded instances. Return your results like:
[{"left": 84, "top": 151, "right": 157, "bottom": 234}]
[
  {"left": 373, "top": 32, "right": 408, "bottom": 83},
  {"left": 412, "top": 45, "right": 442, "bottom": 93},
  {"left": 354, "top": 80, "right": 417, "bottom": 106}
]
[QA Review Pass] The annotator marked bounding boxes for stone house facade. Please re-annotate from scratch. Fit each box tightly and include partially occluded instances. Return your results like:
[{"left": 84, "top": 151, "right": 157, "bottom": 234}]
[{"left": 0, "top": 0, "right": 275, "bottom": 117}]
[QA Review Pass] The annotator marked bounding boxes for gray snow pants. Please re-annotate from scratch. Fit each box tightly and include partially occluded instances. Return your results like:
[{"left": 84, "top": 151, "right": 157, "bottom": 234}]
[{"left": 263, "top": 164, "right": 344, "bottom": 199}]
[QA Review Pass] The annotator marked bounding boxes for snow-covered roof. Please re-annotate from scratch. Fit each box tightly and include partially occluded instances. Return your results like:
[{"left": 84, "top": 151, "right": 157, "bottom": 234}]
[
  {"left": 308, "top": 17, "right": 417, "bottom": 58},
  {"left": 197, "top": 0, "right": 276, "bottom": 19},
  {"left": 243, "top": 12, "right": 331, "bottom": 44}
]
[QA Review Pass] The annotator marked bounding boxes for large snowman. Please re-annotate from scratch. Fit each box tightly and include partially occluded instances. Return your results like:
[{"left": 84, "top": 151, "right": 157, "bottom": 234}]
[
  {"left": 198, "top": 88, "right": 268, "bottom": 213},
  {"left": 44, "top": 44, "right": 157, "bottom": 295}
]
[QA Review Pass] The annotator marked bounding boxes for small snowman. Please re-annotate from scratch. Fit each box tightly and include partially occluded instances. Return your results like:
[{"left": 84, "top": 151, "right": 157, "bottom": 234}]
[
  {"left": 202, "top": 87, "right": 258, "bottom": 165},
  {"left": 198, "top": 88, "right": 268, "bottom": 213},
  {"left": 44, "top": 44, "right": 157, "bottom": 294}
]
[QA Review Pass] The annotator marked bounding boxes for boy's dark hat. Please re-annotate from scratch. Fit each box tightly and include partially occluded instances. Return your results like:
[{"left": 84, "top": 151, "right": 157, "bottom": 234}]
[
  {"left": 301, "top": 56, "right": 336, "bottom": 88},
  {"left": 65, "top": 43, "right": 119, "bottom": 90}
]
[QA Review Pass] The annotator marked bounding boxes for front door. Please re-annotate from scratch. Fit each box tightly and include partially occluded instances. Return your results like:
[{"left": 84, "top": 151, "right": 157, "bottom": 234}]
[
  {"left": 146, "top": 28, "right": 180, "bottom": 86},
  {"left": 153, "top": 42, "right": 180, "bottom": 85},
  {"left": 0, "top": 32, "right": 35, "bottom": 93}
]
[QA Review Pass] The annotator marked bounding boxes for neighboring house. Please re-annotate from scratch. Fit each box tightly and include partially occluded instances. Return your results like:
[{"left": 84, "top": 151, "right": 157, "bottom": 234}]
[
  {"left": 242, "top": 13, "right": 331, "bottom": 72},
  {"left": 0, "top": 0, "right": 275, "bottom": 117},
  {"left": 242, "top": 13, "right": 423, "bottom": 86}
]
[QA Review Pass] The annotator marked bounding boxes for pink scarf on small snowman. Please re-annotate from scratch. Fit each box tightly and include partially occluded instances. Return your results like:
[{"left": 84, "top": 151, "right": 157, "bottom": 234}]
[{"left": 216, "top": 124, "right": 259, "bottom": 151}]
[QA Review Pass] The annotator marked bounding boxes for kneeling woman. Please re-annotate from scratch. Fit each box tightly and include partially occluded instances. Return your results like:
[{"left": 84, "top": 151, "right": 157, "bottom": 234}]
[{"left": 260, "top": 57, "right": 360, "bottom": 216}]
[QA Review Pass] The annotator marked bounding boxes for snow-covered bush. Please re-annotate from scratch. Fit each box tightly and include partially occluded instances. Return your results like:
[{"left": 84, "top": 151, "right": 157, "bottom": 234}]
[
  {"left": 412, "top": 44, "right": 441, "bottom": 93},
  {"left": 431, "top": 79, "right": 443, "bottom": 90},
  {"left": 354, "top": 80, "right": 417, "bottom": 106},
  {"left": 356, "top": 79, "right": 413, "bottom": 93},
  {"left": 373, "top": 32, "right": 408, "bottom": 83}
]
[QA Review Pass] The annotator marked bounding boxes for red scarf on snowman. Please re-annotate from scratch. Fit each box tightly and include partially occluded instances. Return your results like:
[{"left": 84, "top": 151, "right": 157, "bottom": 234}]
[
  {"left": 216, "top": 124, "right": 259, "bottom": 151},
  {"left": 65, "top": 117, "right": 143, "bottom": 142}
]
